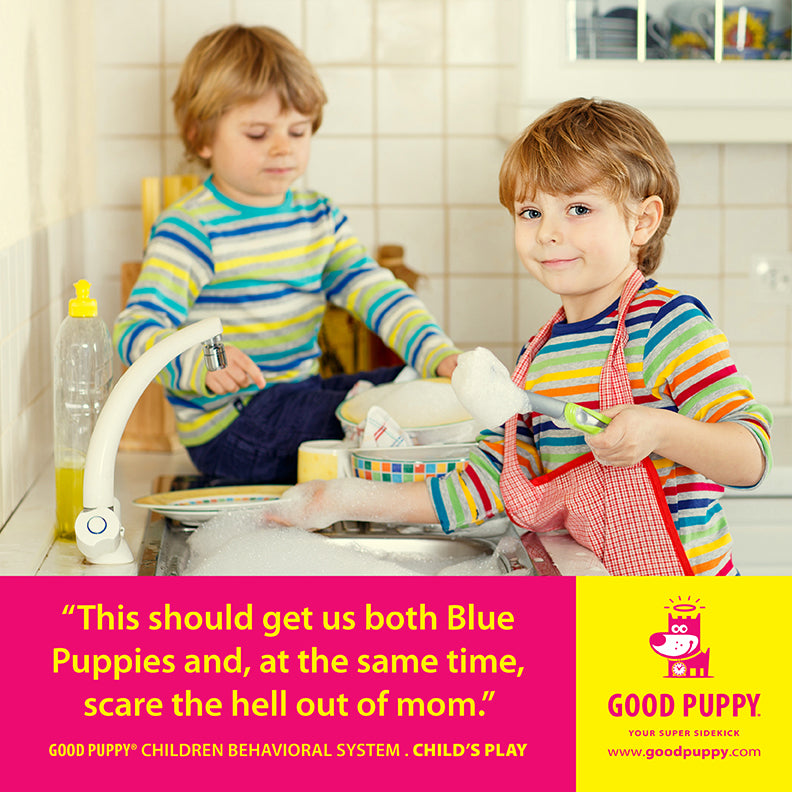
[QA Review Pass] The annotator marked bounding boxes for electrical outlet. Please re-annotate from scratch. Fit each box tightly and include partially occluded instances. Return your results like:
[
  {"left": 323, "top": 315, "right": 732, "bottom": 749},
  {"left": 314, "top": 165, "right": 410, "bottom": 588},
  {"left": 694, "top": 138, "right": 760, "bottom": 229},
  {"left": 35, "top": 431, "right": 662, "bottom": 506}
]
[{"left": 752, "top": 254, "right": 792, "bottom": 303}]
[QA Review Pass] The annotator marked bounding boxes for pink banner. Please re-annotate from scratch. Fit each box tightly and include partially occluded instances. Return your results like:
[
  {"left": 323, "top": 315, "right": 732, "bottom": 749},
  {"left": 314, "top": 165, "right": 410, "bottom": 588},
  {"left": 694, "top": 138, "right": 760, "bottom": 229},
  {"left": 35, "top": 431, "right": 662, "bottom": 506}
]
[{"left": 0, "top": 576, "right": 576, "bottom": 789}]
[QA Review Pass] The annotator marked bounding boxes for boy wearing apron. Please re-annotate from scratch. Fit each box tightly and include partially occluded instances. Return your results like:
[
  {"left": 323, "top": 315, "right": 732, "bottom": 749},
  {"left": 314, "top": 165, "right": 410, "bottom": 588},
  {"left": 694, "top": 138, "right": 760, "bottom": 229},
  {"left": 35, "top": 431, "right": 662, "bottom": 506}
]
[{"left": 264, "top": 98, "right": 772, "bottom": 576}]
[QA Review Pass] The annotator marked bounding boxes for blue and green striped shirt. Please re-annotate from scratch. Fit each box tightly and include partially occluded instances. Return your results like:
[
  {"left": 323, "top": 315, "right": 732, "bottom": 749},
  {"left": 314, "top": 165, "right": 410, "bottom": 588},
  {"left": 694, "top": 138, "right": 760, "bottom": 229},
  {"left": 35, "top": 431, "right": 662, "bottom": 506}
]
[{"left": 114, "top": 179, "right": 459, "bottom": 446}]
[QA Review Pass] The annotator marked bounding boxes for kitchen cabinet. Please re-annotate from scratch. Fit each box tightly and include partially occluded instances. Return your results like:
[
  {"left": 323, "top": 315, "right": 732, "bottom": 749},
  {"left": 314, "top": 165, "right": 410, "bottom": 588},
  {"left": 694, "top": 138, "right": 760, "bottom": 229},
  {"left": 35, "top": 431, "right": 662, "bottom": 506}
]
[{"left": 499, "top": 0, "right": 792, "bottom": 142}]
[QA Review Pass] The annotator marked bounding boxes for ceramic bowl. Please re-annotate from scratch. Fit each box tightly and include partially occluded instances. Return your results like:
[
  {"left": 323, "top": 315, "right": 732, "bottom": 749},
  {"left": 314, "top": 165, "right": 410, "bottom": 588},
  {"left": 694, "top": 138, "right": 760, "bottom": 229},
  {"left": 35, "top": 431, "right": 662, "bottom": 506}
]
[{"left": 350, "top": 443, "right": 474, "bottom": 483}]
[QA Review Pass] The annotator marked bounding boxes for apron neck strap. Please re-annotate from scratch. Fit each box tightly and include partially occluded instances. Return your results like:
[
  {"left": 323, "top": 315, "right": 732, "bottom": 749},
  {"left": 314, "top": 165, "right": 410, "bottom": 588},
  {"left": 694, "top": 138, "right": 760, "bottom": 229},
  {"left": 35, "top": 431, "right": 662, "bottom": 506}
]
[
  {"left": 512, "top": 268, "right": 646, "bottom": 387},
  {"left": 600, "top": 268, "right": 646, "bottom": 408},
  {"left": 606, "top": 268, "right": 646, "bottom": 360},
  {"left": 614, "top": 268, "right": 646, "bottom": 335}
]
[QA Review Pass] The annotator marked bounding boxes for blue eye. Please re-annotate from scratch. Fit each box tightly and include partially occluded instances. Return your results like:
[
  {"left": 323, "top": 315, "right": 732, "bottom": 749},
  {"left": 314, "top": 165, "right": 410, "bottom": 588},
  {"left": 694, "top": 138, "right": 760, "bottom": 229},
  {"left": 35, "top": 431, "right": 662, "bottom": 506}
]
[
  {"left": 519, "top": 208, "right": 541, "bottom": 219},
  {"left": 570, "top": 205, "right": 590, "bottom": 216}
]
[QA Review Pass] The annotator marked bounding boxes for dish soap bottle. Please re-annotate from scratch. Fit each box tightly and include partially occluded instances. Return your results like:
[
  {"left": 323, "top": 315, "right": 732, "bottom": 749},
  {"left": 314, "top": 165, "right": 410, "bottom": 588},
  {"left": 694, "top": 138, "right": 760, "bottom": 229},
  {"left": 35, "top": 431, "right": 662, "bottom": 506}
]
[{"left": 53, "top": 280, "right": 113, "bottom": 540}]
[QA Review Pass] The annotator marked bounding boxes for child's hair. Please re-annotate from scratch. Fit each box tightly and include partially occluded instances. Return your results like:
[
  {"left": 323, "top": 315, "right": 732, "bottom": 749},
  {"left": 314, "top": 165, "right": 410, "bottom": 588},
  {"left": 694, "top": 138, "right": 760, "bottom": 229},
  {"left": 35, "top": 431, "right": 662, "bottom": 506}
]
[
  {"left": 173, "top": 24, "right": 327, "bottom": 166},
  {"left": 499, "top": 97, "right": 679, "bottom": 276}
]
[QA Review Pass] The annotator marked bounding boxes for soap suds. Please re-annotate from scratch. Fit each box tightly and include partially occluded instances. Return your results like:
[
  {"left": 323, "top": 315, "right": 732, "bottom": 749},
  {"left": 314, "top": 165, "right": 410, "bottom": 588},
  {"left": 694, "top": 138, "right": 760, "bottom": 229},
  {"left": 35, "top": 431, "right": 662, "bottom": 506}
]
[
  {"left": 451, "top": 347, "right": 527, "bottom": 427},
  {"left": 183, "top": 508, "right": 508, "bottom": 576}
]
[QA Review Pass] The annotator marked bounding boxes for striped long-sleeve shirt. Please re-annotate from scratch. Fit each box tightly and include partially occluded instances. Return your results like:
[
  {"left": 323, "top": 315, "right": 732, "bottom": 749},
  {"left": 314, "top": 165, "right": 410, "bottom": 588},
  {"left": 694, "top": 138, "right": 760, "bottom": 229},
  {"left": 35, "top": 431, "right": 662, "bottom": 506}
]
[
  {"left": 428, "top": 280, "right": 773, "bottom": 576},
  {"left": 113, "top": 180, "right": 459, "bottom": 446}
]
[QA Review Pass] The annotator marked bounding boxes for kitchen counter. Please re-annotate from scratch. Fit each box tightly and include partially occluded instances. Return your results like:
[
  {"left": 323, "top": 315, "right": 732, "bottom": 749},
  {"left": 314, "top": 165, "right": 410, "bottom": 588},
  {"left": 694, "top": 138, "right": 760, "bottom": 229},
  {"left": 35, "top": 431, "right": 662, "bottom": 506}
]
[{"left": 0, "top": 450, "right": 198, "bottom": 576}]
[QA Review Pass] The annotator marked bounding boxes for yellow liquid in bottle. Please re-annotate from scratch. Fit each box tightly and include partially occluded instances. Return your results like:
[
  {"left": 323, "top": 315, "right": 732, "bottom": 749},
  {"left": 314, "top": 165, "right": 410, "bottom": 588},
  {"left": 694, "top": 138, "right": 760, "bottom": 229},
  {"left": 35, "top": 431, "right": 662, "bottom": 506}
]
[{"left": 55, "top": 466, "right": 84, "bottom": 541}]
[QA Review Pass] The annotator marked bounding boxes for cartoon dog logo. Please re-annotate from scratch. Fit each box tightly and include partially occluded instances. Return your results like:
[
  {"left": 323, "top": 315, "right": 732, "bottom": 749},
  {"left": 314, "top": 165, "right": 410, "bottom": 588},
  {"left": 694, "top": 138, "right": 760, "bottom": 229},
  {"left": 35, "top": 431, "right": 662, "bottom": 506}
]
[{"left": 649, "top": 608, "right": 711, "bottom": 679}]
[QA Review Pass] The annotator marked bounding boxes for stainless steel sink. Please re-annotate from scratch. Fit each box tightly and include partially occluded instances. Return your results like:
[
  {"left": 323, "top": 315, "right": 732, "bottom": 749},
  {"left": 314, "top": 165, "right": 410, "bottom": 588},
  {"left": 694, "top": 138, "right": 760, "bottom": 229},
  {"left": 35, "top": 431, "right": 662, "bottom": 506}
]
[
  {"left": 139, "top": 513, "right": 540, "bottom": 576},
  {"left": 137, "top": 474, "right": 551, "bottom": 576}
]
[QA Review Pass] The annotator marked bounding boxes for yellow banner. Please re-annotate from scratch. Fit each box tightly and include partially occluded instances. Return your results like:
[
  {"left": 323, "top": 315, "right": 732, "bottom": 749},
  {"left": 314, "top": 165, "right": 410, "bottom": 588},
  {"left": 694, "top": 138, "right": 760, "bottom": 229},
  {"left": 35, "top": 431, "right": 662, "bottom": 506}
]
[{"left": 576, "top": 577, "right": 792, "bottom": 789}]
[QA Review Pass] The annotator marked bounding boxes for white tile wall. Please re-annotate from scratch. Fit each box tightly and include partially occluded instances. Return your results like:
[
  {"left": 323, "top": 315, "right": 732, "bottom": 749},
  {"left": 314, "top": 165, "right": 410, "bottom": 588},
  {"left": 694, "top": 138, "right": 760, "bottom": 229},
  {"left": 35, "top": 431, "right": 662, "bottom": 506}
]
[
  {"left": 94, "top": 0, "right": 161, "bottom": 64},
  {"left": 669, "top": 144, "right": 721, "bottom": 205},
  {"left": 237, "top": 0, "right": 303, "bottom": 42},
  {"left": 448, "top": 276, "right": 515, "bottom": 344},
  {"left": 310, "top": 137, "right": 375, "bottom": 205},
  {"left": 723, "top": 278, "right": 789, "bottom": 344},
  {"left": 378, "top": 207, "right": 445, "bottom": 275},
  {"left": 448, "top": 208, "right": 515, "bottom": 274},
  {"left": 317, "top": 67, "right": 374, "bottom": 135},
  {"left": 4, "top": 0, "right": 792, "bottom": 531},
  {"left": 1, "top": 1, "right": 95, "bottom": 529},
  {"left": 446, "top": 67, "right": 506, "bottom": 136},
  {"left": 723, "top": 144, "right": 789, "bottom": 205},
  {"left": 376, "top": 0, "right": 444, "bottom": 64},
  {"left": 95, "top": 68, "right": 162, "bottom": 136},
  {"left": 163, "top": 0, "right": 235, "bottom": 63},
  {"left": 662, "top": 208, "right": 722, "bottom": 277},
  {"left": 305, "top": 0, "right": 373, "bottom": 63},
  {"left": 446, "top": 0, "right": 507, "bottom": 64},
  {"left": 0, "top": 216, "right": 86, "bottom": 527},
  {"left": 377, "top": 138, "right": 445, "bottom": 204},
  {"left": 733, "top": 345, "right": 788, "bottom": 405},
  {"left": 448, "top": 138, "right": 505, "bottom": 204},
  {"left": 377, "top": 68, "right": 444, "bottom": 134}
]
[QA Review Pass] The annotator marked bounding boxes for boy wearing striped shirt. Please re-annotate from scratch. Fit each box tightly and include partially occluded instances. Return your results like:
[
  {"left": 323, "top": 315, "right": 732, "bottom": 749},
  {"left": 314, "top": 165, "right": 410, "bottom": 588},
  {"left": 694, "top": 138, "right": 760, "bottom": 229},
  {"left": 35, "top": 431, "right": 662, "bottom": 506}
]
[
  {"left": 265, "top": 98, "right": 772, "bottom": 576},
  {"left": 114, "top": 25, "right": 460, "bottom": 484}
]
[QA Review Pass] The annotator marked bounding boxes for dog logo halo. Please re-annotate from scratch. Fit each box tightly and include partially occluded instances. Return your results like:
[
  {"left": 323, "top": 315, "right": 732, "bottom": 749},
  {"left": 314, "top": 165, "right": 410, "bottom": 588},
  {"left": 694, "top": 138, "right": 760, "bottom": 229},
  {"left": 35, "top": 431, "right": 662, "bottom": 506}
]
[{"left": 649, "top": 596, "right": 711, "bottom": 679}]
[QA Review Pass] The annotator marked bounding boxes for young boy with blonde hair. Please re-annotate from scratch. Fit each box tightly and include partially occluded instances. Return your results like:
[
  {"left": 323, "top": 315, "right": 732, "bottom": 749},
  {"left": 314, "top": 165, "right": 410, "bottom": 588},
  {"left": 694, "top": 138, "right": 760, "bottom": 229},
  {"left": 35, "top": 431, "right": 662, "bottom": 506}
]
[
  {"left": 263, "top": 97, "right": 772, "bottom": 577},
  {"left": 114, "top": 25, "right": 459, "bottom": 484}
]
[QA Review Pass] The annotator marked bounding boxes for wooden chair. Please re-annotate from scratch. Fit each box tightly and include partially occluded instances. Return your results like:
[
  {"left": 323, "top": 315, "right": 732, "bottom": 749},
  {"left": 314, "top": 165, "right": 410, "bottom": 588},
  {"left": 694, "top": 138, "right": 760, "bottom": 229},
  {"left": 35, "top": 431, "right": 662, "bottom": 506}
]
[{"left": 119, "top": 175, "right": 200, "bottom": 452}]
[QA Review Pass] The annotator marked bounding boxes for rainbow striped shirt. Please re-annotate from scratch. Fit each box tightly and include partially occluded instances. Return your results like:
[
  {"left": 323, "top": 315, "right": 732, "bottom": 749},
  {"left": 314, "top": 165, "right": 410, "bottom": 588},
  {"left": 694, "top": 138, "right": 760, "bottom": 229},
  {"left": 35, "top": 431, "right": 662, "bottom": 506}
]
[
  {"left": 429, "top": 281, "right": 772, "bottom": 576},
  {"left": 113, "top": 180, "right": 458, "bottom": 447}
]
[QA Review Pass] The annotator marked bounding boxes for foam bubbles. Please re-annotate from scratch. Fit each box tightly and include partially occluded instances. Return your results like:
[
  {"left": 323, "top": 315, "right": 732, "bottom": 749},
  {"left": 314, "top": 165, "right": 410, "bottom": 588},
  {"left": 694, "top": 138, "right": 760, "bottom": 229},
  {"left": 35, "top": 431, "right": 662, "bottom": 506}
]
[
  {"left": 183, "top": 509, "right": 509, "bottom": 576},
  {"left": 437, "top": 555, "right": 502, "bottom": 576},
  {"left": 186, "top": 525, "right": 417, "bottom": 576}
]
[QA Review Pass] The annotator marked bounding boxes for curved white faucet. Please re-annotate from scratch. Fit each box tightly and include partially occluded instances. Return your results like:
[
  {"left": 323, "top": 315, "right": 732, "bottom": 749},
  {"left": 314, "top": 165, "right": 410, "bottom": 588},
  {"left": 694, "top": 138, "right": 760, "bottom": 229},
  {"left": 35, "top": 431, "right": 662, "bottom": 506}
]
[{"left": 75, "top": 317, "right": 224, "bottom": 564}]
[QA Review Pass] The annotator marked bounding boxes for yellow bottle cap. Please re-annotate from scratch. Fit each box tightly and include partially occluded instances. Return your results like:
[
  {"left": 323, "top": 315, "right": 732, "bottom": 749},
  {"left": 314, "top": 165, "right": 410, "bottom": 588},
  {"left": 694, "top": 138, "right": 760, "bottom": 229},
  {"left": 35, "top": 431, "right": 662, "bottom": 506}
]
[{"left": 69, "top": 279, "right": 98, "bottom": 318}]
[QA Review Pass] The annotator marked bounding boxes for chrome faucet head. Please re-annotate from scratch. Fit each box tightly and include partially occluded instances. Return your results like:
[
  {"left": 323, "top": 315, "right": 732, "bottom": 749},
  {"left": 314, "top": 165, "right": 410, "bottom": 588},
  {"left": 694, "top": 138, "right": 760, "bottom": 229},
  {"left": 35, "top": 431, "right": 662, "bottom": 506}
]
[{"left": 202, "top": 334, "right": 227, "bottom": 371}]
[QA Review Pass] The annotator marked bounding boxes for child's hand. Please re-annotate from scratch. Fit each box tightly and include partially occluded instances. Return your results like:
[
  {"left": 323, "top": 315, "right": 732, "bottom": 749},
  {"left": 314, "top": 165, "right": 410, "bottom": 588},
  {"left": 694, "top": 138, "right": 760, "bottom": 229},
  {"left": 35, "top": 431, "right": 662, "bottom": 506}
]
[
  {"left": 256, "top": 480, "right": 339, "bottom": 531},
  {"left": 206, "top": 345, "right": 266, "bottom": 394},
  {"left": 584, "top": 404, "right": 661, "bottom": 467},
  {"left": 436, "top": 354, "right": 459, "bottom": 378}
]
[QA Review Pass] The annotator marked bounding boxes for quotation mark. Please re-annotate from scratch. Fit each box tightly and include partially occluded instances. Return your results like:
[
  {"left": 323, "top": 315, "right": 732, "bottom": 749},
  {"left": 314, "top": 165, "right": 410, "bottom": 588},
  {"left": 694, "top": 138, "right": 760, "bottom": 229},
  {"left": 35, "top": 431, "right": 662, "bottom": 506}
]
[
  {"left": 62, "top": 604, "right": 75, "bottom": 615},
  {"left": 477, "top": 690, "right": 496, "bottom": 716}
]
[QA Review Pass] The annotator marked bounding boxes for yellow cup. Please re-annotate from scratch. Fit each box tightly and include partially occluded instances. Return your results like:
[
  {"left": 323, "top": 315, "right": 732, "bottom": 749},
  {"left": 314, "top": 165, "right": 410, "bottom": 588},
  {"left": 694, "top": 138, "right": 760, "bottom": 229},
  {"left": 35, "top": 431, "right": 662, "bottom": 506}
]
[{"left": 297, "top": 440, "right": 352, "bottom": 482}]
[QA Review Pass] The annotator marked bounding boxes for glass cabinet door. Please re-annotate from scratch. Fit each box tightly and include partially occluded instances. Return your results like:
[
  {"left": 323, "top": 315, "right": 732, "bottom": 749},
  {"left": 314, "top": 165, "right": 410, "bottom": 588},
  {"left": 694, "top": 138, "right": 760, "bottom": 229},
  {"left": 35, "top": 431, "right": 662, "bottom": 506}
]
[
  {"left": 502, "top": 0, "right": 792, "bottom": 142},
  {"left": 572, "top": 0, "right": 790, "bottom": 62}
]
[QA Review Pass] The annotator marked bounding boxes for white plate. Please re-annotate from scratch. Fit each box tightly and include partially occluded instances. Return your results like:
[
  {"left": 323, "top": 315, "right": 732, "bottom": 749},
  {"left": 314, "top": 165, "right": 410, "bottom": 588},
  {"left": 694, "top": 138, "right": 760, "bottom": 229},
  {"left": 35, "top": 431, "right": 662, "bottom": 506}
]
[
  {"left": 133, "top": 485, "right": 289, "bottom": 525},
  {"left": 351, "top": 442, "right": 475, "bottom": 464}
]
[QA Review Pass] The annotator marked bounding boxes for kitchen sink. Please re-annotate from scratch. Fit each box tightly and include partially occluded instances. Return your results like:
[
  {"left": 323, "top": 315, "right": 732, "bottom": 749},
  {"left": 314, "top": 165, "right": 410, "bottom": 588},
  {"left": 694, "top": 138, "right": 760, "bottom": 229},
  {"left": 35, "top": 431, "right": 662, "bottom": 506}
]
[
  {"left": 137, "top": 474, "right": 546, "bottom": 576},
  {"left": 138, "top": 513, "right": 540, "bottom": 576}
]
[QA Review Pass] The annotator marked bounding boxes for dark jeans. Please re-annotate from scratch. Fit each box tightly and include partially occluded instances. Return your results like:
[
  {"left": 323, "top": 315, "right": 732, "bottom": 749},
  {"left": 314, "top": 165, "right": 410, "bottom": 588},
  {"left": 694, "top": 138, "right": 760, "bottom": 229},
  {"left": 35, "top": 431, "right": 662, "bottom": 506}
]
[{"left": 187, "top": 366, "right": 404, "bottom": 485}]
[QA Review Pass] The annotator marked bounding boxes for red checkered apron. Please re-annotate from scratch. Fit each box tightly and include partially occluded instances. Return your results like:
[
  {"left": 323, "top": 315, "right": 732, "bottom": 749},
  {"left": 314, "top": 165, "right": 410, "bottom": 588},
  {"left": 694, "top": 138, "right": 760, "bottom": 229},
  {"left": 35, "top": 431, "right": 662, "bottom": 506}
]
[{"left": 500, "top": 270, "right": 693, "bottom": 576}]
